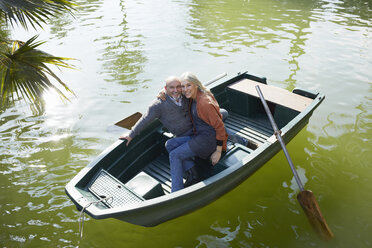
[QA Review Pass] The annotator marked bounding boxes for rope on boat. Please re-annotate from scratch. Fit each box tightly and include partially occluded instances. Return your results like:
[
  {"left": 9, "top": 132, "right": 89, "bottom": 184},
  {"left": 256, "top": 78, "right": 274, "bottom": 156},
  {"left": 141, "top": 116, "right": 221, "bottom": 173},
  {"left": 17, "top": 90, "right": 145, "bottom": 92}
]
[{"left": 78, "top": 196, "right": 113, "bottom": 239}]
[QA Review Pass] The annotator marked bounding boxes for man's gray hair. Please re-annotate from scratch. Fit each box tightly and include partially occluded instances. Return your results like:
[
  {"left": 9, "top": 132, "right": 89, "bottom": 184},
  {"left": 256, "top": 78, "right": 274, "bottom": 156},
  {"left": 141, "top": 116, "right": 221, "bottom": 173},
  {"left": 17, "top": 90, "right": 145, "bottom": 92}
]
[{"left": 165, "top": 76, "right": 181, "bottom": 86}]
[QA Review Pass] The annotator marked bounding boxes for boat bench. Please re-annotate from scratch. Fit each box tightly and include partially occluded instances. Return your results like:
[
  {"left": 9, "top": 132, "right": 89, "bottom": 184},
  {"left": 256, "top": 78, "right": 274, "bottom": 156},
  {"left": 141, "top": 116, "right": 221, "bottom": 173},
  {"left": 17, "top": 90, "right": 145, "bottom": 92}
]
[
  {"left": 125, "top": 171, "right": 165, "bottom": 200},
  {"left": 227, "top": 78, "right": 313, "bottom": 112},
  {"left": 226, "top": 79, "right": 312, "bottom": 129},
  {"left": 88, "top": 169, "right": 164, "bottom": 208}
]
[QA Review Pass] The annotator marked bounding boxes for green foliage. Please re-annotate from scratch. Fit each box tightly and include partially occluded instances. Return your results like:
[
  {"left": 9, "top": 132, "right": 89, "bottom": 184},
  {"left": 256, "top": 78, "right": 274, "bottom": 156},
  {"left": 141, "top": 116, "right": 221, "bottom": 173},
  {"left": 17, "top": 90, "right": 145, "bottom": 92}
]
[
  {"left": 0, "top": 0, "right": 76, "bottom": 30},
  {"left": 0, "top": 0, "right": 77, "bottom": 113},
  {"left": 0, "top": 35, "right": 76, "bottom": 113}
]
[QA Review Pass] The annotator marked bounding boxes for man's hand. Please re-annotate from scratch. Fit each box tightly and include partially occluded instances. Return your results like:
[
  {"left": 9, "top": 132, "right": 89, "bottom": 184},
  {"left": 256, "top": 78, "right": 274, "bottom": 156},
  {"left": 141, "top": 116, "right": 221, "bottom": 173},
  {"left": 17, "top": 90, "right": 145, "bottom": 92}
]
[
  {"left": 119, "top": 135, "right": 132, "bottom": 146},
  {"left": 210, "top": 146, "right": 222, "bottom": 165}
]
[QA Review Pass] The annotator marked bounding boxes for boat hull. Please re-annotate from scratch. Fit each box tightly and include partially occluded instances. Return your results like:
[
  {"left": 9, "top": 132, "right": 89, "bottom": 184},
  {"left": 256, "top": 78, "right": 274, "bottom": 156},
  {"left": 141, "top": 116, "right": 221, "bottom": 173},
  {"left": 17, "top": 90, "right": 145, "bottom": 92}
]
[{"left": 65, "top": 71, "right": 324, "bottom": 226}]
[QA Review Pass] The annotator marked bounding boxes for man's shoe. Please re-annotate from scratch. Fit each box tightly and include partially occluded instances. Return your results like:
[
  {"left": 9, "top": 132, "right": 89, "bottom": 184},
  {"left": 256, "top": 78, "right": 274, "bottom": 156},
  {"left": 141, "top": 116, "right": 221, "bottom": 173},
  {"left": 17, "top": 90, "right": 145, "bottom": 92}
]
[
  {"left": 184, "top": 170, "right": 193, "bottom": 187},
  {"left": 184, "top": 167, "right": 201, "bottom": 188},
  {"left": 184, "top": 177, "right": 201, "bottom": 188}
]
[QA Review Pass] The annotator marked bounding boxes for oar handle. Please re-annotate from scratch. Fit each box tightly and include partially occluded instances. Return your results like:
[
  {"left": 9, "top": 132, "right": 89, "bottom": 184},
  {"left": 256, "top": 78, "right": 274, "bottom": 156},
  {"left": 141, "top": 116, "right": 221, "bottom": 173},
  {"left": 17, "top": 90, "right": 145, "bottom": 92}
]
[
  {"left": 204, "top": 72, "right": 227, "bottom": 87},
  {"left": 255, "top": 85, "right": 305, "bottom": 192}
]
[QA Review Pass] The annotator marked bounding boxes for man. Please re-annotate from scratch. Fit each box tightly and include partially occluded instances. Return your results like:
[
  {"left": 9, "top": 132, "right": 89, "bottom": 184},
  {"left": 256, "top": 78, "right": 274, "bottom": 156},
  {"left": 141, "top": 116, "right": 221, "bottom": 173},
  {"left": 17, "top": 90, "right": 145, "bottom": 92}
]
[{"left": 120, "top": 76, "right": 193, "bottom": 143}]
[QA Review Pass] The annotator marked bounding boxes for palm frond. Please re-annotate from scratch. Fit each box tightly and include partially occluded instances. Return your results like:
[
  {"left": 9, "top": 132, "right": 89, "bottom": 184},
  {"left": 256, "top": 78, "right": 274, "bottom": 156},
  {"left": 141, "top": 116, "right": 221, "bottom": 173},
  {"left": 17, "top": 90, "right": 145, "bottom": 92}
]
[
  {"left": 0, "top": 0, "right": 76, "bottom": 30},
  {"left": 0, "top": 35, "right": 76, "bottom": 113}
]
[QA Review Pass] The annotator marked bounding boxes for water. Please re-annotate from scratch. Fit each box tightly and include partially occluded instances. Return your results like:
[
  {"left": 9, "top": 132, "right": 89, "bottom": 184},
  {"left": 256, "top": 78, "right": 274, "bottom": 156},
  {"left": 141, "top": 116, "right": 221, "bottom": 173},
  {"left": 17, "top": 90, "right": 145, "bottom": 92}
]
[{"left": 1, "top": 0, "right": 371, "bottom": 247}]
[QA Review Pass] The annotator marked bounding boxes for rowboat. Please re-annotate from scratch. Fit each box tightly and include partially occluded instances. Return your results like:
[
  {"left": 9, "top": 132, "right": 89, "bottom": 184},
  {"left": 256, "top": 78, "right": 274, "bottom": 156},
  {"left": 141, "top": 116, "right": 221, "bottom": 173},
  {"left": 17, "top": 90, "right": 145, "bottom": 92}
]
[{"left": 65, "top": 71, "right": 324, "bottom": 227}]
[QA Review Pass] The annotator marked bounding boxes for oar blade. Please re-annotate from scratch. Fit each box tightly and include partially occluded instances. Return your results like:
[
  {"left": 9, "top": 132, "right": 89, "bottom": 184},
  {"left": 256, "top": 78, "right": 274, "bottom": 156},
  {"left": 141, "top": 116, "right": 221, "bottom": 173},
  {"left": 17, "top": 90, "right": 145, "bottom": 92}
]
[
  {"left": 297, "top": 190, "right": 334, "bottom": 240},
  {"left": 114, "top": 112, "right": 142, "bottom": 129}
]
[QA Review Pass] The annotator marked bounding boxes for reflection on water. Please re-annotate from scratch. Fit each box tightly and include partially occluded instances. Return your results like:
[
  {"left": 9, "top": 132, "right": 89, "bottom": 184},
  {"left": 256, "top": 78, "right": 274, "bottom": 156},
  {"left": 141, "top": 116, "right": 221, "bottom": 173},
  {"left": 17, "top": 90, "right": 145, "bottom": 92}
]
[
  {"left": 314, "top": 0, "right": 371, "bottom": 26},
  {"left": 282, "top": 166, "right": 308, "bottom": 203},
  {"left": 196, "top": 218, "right": 241, "bottom": 248},
  {"left": 1, "top": 0, "right": 371, "bottom": 247},
  {"left": 186, "top": 0, "right": 315, "bottom": 54},
  {"left": 95, "top": 0, "right": 147, "bottom": 85}
]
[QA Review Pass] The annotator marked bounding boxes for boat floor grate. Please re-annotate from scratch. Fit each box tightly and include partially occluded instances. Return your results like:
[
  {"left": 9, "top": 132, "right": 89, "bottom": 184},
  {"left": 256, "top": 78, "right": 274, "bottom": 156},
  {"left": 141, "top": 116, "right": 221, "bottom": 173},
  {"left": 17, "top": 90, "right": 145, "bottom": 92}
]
[{"left": 88, "top": 169, "right": 144, "bottom": 208}]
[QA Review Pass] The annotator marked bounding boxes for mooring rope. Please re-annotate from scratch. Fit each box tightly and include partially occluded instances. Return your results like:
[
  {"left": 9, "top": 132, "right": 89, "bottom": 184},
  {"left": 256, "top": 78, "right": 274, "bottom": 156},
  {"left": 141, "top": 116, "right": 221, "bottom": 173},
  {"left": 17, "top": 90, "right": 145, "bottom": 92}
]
[{"left": 78, "top": 196, "right": 113, "bottom": 239}]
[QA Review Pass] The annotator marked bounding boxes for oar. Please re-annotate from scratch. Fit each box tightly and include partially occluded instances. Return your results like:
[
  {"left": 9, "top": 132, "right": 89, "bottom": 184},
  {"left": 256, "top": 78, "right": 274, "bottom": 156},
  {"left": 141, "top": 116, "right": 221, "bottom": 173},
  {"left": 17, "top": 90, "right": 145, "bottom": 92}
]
[
  {"left": 114, "top": 112, "right": 142, "bottom": 129},
  {"left": 204, "top": 72, "right": 227, "bottom": 87},
  {"left": 255, "top": 85, "right": 334, "bottom": 241},
  {"left": 113, "top": 72, "right": 227, "bottom": 129}
]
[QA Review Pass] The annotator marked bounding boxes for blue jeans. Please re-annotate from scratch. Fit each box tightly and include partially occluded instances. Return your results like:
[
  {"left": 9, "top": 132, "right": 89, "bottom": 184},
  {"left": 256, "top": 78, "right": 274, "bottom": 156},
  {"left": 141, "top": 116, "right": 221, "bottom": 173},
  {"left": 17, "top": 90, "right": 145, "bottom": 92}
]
[{"left": 166, "top": 136, "right": 196, "bottom": 192}]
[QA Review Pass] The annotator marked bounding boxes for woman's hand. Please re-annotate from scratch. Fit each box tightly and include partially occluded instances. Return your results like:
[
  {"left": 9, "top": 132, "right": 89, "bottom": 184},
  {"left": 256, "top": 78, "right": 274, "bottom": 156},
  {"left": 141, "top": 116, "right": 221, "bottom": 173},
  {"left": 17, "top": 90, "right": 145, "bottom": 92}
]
[
  {"left": 157, "top": 88, "right": 166, "bottom": 101},
  {"left": 210, "top": 146, "right": 223, "bottom": 165}
]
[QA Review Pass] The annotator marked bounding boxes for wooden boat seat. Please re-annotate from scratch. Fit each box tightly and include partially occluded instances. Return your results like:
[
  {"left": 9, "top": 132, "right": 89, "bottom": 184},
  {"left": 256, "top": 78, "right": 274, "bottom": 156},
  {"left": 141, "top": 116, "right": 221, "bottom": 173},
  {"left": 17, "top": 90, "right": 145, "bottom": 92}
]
[
  {"left": 125, "top": 171, "right": 165, "bottom": 200},
  {"left": 227, "top": 79, "right": 313, "bottom": 112}
]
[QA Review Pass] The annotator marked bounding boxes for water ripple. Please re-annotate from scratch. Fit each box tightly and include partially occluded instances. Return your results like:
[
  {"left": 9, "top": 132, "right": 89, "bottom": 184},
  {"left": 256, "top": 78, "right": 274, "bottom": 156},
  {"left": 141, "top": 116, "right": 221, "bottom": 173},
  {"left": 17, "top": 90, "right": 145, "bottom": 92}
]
[
  {"left": 1, "top": 0, "right": 371, "bottom": 247},
  {"left": 196, "top": 218, "right": 242, "bottom": 248}
]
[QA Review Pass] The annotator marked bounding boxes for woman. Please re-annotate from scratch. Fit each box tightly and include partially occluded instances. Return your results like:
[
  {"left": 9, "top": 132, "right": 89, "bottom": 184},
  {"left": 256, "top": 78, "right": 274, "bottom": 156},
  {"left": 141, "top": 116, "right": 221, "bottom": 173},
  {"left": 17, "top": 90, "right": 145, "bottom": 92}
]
[{"left": 166, "top": 72, "right": 228, "bottom": 192}]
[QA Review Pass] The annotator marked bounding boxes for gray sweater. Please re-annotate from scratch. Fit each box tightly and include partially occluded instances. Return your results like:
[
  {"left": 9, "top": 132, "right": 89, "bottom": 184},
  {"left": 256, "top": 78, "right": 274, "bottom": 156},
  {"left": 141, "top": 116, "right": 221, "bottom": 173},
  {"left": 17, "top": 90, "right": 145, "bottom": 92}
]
[{"left": 129, "top": 95, "right": 193, "bottom": 138}]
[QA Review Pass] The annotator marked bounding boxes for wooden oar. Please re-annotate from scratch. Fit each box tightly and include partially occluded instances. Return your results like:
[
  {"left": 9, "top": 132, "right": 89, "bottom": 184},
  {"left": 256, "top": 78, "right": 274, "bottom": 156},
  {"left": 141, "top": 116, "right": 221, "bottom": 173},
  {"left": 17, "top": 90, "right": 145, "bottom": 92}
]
[
  {"left": 255, "top": 85, "right": 334, "bottom": 240},
  {"left": 114, "top": 112, "right": 142, "bottom": 129},
  {"left": 114, "top": 72, "right": 228, "bottom": 130}
]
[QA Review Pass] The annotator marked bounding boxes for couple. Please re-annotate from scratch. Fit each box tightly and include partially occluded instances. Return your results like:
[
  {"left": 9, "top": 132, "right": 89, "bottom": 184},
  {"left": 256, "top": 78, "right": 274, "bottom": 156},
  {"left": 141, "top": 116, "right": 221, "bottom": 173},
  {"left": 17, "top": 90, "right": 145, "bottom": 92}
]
[{"left": 120, "top": 72, "right": 228, "bottom": 192}]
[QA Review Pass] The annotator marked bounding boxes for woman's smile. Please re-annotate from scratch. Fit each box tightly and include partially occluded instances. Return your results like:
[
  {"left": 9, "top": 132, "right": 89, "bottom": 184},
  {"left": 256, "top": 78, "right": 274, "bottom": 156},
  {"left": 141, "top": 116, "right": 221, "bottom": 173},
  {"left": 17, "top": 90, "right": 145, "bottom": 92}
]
[{"left": 182, "top": 81, "right": 198, "bottom": 99}]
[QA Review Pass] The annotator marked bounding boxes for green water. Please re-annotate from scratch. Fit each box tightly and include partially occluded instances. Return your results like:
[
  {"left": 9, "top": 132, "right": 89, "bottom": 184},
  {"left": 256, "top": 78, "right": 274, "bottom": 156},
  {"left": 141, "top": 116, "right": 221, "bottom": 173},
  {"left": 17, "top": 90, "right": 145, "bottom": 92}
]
[{"left": 1, "top": 0, "right": 371, "bottom": 247}]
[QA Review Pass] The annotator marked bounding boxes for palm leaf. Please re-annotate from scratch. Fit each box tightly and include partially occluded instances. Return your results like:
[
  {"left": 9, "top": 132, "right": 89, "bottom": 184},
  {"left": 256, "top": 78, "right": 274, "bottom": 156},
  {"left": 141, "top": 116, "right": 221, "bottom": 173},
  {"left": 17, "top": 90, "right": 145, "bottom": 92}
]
[
  {"left": 0, "top": 0, "right": 76, "bottom": 30},
  {"left": 0, "top": 35, "right": 76, "bottom": 113}
]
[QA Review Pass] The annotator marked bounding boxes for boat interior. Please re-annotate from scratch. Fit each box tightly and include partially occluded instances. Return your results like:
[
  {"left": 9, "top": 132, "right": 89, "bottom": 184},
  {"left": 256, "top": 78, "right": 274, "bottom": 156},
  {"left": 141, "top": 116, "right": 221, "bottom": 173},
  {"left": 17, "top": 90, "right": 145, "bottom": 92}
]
[{"left": 75, "top": 73, "right": 316, "bottom": 208}]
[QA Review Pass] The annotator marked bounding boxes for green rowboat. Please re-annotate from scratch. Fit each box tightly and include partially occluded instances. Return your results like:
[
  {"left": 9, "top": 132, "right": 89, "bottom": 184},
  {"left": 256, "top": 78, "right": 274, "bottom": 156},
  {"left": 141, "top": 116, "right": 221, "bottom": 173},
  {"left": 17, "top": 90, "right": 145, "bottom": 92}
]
[{"left": 65, "top": 71, "right": 324, "bottom": 227}]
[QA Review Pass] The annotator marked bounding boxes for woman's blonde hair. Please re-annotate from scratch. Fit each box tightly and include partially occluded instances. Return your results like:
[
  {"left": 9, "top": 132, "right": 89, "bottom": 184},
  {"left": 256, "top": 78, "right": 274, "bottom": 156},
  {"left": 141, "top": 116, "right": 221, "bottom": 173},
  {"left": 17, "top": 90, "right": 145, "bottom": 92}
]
[{"left": 180, "top": 72, "right": 212, "bottom": 95}]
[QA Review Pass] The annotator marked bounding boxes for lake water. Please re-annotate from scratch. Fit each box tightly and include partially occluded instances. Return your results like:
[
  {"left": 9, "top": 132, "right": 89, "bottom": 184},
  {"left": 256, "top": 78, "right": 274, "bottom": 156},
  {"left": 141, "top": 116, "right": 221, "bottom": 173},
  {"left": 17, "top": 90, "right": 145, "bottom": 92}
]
[{"left": 1, "top": 0, "right": 371, "bottom": 247}]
